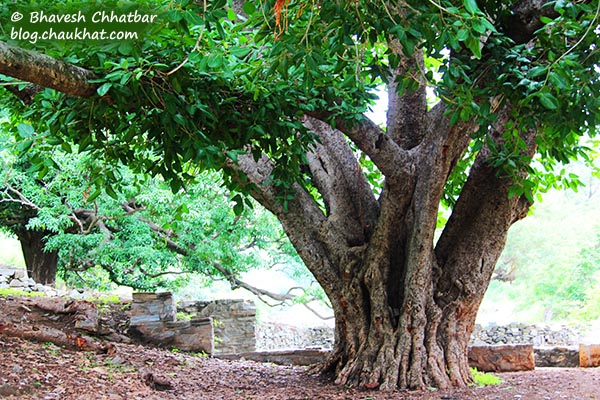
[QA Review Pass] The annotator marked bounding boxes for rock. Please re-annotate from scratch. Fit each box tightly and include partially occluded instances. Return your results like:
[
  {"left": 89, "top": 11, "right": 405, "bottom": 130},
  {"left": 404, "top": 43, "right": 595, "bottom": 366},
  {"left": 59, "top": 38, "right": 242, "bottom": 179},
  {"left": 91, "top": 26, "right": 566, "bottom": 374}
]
[
  {"left": 534, "top": 346, "right": 579, "bottom": 367},
  {"left": 0, "top": 384, "right": 21, "bottom": 397},
  {"left": 68, "top": 289, "right": 85, "bottom": 299},
  {"left": 10, "top": 365, "right": 23, "bottom": 374},
  {"left": 216, "top": 349, "right": 329, "bottom": 366},
  {"left": 9, "top": 278, "right": 27, "bottom": 288},
  {"left": 468, "top": 344, "right": 535, "bottom": 372},
  {"left": 0, "top": 268, "right": 16, "bottom": 278},
  {"left": 580, "top": 344, "right": 600, "bottom": 368}
]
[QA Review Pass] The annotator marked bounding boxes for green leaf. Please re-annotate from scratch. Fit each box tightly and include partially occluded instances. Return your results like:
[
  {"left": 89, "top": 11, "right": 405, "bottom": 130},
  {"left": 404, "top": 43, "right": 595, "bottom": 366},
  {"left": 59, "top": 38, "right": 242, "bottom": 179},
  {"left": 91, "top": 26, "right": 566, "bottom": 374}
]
[
  {"left": 208, "top": 55, "right": 224, "bottom": 68},
  {"left": 226, "top": 150, "right": 239, "bottom": 163},
  {"left": 118, "top": 42, "right": 133, "bottom": 55},
  {"left": 16, "top": 139, "right": 33, "bottom": 153},
  {"left": 105, "top": 184, "right": 118, "bottom": 199},
  {"left": 463, "top": 0, "right": 479, "bottom": 15},
  {"left": 456, "top": 29, "right": 469, "bottom": 42},
  {"left": 538, "top": 92, "right": 560, "bottom": 110},
  {"left": 173, "top": 114, "right": 187, "bottom": 126},
  {"left": 87, "top": 188, "right": 102, "bottom": 203},
  {"left": 97, "top": 83, "right": 112, "bottom": 97},
  {"left": 183, "top": 10, "right": 204, "bottom": 26},
  {"left": 167, "top": 9, "right": 183, "bottom": 22},
  {"left": 17, "top": 123, "right": 34, "bottom": 138},
  {"left": 465, "top": 35, "right": 482, "bottom": 59},
  {"left": 243, "top": 2, "right": 256, "bottom": 15},
  {"left": 227, "top": 8, "right": 237, "bottom": 21}
]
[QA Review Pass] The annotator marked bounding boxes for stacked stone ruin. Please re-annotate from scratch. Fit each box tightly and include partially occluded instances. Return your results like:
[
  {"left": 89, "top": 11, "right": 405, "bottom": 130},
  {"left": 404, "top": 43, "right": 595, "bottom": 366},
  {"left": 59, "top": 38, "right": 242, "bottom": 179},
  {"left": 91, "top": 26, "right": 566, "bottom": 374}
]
[{"left": 129, "top": 292, "right": 214, "bottom": 354}]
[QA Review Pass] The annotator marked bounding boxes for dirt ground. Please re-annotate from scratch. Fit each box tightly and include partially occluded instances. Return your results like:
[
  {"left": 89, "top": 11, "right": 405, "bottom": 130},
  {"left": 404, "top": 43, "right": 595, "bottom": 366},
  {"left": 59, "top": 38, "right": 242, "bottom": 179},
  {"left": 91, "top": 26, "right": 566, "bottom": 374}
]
[{"left": 1, "top": 294, "right": 599, "bottom": 400}]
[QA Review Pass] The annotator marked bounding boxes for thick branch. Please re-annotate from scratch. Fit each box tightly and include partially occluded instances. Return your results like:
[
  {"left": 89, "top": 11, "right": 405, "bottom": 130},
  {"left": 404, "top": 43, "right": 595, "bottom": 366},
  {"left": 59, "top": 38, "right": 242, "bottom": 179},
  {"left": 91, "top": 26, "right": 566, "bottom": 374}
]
[
  {"left": 503, "top": 0, "right": 560, "bottom": 44},
  {"left": 234, "top": 152, "right": 343, "bottom": 298},
  {"left": 386, "top": 46, "right": 427, "bottom": 149},
  {"left": 307, "top": 111, "right": 411, "bottom": 181},
  {"left": 1, "top": 82, "right": 43, "bottom": 104},
  {"left": 0, "top": 41, "right": 97, "bottom": 97},
  {"left": 434, "top": 106, "right": 537, "bottom": 306},
  {"left": 303, "top": 116, "right": 379, "bottom": 245}
]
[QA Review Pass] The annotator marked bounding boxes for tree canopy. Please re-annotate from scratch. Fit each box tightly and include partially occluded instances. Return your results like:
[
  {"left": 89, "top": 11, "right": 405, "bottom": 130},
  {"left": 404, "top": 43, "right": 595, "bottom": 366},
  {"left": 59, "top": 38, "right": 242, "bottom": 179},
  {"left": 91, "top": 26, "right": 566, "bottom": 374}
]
[{"left": 1, "top": 0, "right": 599, "bottom": 391}]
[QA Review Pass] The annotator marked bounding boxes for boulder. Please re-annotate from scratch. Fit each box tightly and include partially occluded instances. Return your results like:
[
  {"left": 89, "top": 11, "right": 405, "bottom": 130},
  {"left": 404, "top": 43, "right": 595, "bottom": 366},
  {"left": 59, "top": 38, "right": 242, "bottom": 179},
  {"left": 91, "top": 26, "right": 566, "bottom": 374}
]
[
  {"left": 216, "top": 349, "right": 329, "bottom": 366},
  {"left": 580, "top": 344, "right": 600, "bottom": 368},
  {"left": 534, "top": 346, "right": 579, "bottom": 367},
  {"left": 468, "top": 344, "right": 535, "bottom": 372}
]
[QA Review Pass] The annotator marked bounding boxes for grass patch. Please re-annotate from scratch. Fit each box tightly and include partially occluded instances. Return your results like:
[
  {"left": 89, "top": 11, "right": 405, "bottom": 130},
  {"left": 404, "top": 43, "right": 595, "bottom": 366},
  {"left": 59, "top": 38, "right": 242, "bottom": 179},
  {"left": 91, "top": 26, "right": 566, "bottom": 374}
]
[
  {"left": 0, "top": 287, "right": 45, "bottom": 298},
  {"left": 89, "top": 294, "right": 122, "bottom": 305},
  {"left": 470, "top": 367, "right": 502, "bottom": 386}
]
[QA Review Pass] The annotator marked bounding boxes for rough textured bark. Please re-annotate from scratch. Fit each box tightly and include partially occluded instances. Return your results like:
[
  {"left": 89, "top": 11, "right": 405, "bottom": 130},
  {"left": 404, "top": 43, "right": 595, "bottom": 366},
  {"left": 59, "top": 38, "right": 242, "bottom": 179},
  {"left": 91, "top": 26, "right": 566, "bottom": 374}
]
[
  {"left": 0, "top": 41, "right": 97, "bottom": 97},
  {"left": 17, "top": 228, "right": 58, "bottom": 285}
]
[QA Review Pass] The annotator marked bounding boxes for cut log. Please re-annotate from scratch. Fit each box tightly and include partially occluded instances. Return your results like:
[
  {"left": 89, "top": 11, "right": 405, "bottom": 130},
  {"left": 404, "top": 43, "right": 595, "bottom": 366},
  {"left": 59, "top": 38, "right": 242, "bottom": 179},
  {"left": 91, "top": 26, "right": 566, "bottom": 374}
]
[
  {"left": 0, "top": 322, "right": 112, "bottom": 353},
  {"left": 468, "top": 344, "right": 535, "bottom": 372},
  {"left": 579, "top": 344, "right": 600, "bottom": 368}
]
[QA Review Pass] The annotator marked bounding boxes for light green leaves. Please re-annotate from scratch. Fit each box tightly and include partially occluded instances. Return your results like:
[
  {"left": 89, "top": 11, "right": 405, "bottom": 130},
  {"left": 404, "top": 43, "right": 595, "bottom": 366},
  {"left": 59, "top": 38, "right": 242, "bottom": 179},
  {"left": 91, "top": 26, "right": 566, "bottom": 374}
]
[
  {"left": 463, "top": 0, "right": 480, "bottom": 15},
  {"left": 96, "top": 82, "right": 112, "bottom": 96}
]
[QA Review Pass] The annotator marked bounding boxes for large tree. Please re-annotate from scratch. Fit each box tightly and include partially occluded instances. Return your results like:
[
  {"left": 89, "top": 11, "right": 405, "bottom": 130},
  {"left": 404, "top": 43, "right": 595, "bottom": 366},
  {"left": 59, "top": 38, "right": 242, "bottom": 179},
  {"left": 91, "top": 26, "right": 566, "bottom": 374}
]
[{"left": 1, "top": 0, "right": 598, "bottom": 390}]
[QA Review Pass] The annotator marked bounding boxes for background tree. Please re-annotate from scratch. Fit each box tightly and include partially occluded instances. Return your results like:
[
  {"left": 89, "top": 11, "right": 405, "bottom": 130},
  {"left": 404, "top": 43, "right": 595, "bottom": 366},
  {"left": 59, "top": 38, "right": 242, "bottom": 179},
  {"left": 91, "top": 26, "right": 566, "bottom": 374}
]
[{"left": 1, "top": 0, "right": 598, "bottom": 390}]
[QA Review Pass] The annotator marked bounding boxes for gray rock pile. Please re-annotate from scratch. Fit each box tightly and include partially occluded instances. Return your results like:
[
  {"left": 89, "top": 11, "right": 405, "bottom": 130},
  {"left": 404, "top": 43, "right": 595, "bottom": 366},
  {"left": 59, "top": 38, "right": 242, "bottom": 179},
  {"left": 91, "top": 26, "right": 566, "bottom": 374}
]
[
  {"left": 471, "top": 323, "right": 582, "bottom": 346},
  {"left": 0, "top": 267, "right": 85, "bottom": 298}
]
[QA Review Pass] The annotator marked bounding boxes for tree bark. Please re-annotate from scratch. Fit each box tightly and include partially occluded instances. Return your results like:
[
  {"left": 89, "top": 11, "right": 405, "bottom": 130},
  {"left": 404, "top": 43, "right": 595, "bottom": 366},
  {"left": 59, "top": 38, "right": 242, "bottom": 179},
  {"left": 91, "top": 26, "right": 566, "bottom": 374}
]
[
  {"left": 17, "top": 228, "right": 58, "bottom": 286},
  {"left": 0, "top": 41, "right": 97, "bottom": 97}
]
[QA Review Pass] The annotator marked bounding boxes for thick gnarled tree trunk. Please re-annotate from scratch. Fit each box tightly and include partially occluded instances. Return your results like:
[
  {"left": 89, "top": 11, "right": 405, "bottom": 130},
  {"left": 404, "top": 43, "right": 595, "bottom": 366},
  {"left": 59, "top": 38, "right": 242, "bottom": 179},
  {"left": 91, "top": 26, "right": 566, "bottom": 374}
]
[{"left": 233, "top": 100, "right": 536, "bottom": 389}]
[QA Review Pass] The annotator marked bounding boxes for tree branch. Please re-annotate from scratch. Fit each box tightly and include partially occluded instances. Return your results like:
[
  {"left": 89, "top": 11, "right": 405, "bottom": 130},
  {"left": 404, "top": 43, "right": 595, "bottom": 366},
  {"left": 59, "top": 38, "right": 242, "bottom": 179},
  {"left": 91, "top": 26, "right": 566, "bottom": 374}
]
[
  {"left": 0, "top": 185, "right": 40, "bottom": 210},
  {"left": 1, "top": 81, "right": 44, "bottom": 104},
  {"left": 303, "top": 116, "right": 379, "bottom": 245},
  {"left": 386, "top": 46, "right": 428, "bottom": 149},
  {"left": 434, "top": 105, "right": 537, "bottom": 307},
  {"left": 212, "top": 261, "right": 334, "bottom": 320},
  {"left": 307, "top": 111, "right": 411, "bottom": 182},
  {"left": 502, "top": 0, "right": 560, "bottom": 44},
  {"left": 233, "top": 152, "right": 343, "bottom": 299},
  {"left": 0, "top": 41, "right": 98, "bottom": 97}
]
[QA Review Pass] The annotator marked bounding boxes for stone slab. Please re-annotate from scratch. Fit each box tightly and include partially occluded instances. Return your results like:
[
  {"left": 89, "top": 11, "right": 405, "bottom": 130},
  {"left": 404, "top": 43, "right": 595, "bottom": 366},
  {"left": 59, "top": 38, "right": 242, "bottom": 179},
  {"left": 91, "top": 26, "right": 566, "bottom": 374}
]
[
  {"left": 468, "top": 344, "right": 535, "bottom": 372},
  {"left": 216, "top": 349, "right": 329, "bottom": 366}
]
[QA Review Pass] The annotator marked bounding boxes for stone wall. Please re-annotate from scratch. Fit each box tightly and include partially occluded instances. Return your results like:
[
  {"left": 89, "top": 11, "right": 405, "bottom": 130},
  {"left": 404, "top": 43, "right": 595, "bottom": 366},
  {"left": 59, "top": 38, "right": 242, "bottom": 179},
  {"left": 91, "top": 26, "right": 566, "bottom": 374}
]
[
  {"left": 256, "top": 322, "right": 333, "bottom": 350},
  {"left": 471, "top": 323, "right": 583, "bottom": 346},
  {"left": 178, "top": 299, "right": 256, "bottom": 354},
  {"left": 129, "top": 292, "right": 214, "bottom": 354},
  {"left": 256, "top": 322, "right": 585, "bottom": 351}
]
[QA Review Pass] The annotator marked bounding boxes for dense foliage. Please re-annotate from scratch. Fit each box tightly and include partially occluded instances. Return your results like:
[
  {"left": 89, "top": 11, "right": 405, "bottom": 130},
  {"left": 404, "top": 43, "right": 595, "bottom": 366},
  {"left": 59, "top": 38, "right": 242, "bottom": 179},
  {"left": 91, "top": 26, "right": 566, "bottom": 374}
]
[
  {"left": 2, "top": 0, "right": 598, "bottom": 205},
  {"left": 0, "top": 123, "right": 301, "bottom": 290}
]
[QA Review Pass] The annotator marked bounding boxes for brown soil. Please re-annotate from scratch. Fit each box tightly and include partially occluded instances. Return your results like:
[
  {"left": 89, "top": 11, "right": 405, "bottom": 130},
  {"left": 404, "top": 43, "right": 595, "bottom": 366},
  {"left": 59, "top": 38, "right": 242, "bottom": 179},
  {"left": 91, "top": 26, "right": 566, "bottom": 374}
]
[{"left": 1, "top": 294, "right": 599, "bottom": 400}]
